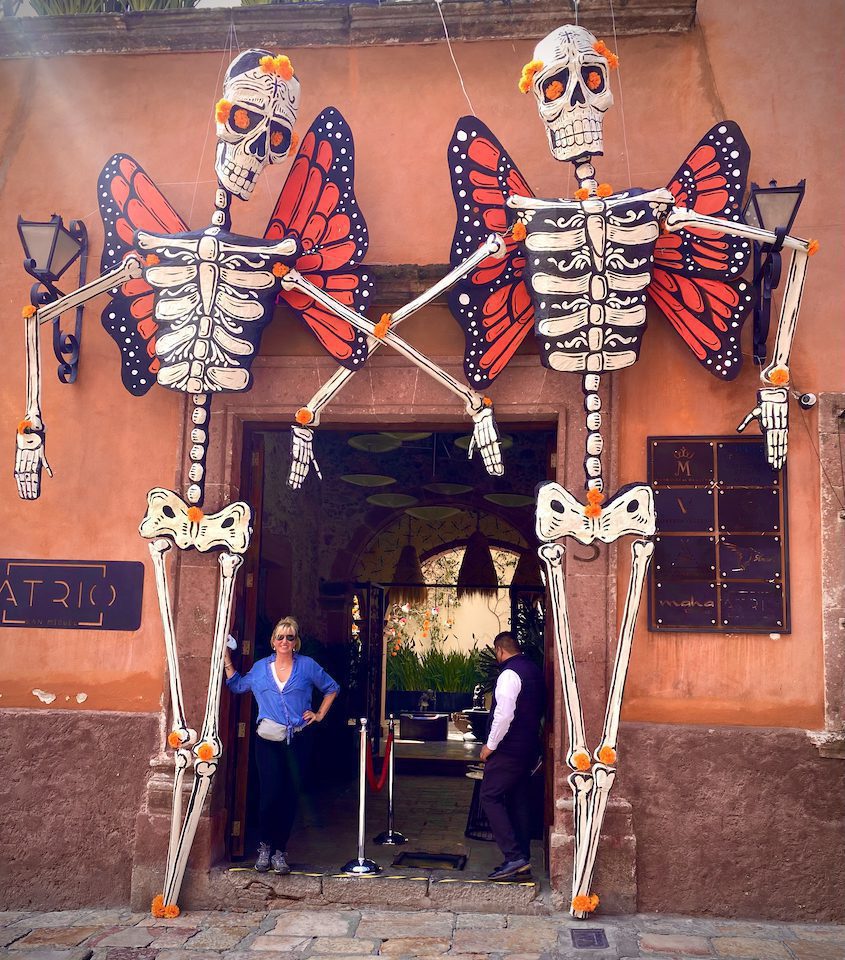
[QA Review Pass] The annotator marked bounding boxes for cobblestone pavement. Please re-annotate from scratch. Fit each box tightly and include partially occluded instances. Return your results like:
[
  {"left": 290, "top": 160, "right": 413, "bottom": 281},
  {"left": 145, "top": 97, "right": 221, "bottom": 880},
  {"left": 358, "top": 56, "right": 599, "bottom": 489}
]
[{"left": 0, "top": 908, "right": 842, "bottom": 960}]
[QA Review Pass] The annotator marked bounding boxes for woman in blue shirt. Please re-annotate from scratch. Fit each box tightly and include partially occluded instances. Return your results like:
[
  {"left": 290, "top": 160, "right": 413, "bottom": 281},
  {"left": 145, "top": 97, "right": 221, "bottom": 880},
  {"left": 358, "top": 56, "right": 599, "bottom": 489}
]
[{"left": 224, "top": 615, "right": 339, "bottom": 874}]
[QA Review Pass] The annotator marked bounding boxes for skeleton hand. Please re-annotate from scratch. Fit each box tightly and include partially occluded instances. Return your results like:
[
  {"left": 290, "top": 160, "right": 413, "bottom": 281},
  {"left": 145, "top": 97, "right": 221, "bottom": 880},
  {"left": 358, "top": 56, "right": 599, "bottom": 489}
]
[
  {"left": 737, "top": 387, "right": 788, "bottom": 469},
  {"left": 467, "top": 405, "right": 504, "bottom": 477},
  {"left": 15, "top": 419, "right": 52, "bottom": 500},
  {"left": 288, "top": 424, "right": 322, "bottom": 490}
]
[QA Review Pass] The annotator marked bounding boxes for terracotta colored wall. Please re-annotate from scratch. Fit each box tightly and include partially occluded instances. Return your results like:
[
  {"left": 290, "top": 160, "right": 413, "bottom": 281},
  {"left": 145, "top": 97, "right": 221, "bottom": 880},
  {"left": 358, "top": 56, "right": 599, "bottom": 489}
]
[{"left": 0, "top": 1, "right": 842, "bottom": 727}]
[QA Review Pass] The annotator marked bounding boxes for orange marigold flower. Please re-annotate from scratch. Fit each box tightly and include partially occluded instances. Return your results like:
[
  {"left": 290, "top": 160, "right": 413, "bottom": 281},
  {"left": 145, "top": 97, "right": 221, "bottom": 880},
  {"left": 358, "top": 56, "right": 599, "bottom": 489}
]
[
  {"left": 511, "top": 222, "right": 527, "bottom": 241},
  {"left": 768, "top": 366, "right": 789, "bottom": 386},
  {"left": 572, "top": 751, "right": 591, "bottom": 771},
  {"left": 518, "top": 58, "right": 544, "bottom": 94},
  {"left": 270, "top": 131, "right": 283, "bottom": 148},
  {"left": 145, "top": 254, "right": 160, "bottom": 266},
  {"left": 586, "top": 488, "right": 605, "bottom": 505},
  {"left": 585, "top": 503, "right": 602, "bottom": 518},
  {"left": 575, "top": 187, "right": 590, "bottom": 201},
  {"left": 597, "top": 183, "right": 613, "bottom": 198},
  {"left": 807, "top": 239, "right": 819, "bottom": 256},
  {"left": 572, "top": 893, "right": 600, "bottom": 912},
  {"left": 482, "top": 396, "right": 493, "bottom": 407},
  {"left": 586, "top": 70, "right": 602, "bottom": 91},
  {"left": 593, "top": 39, "right": 619, "bottom": 68},
  {"left": 151, "top": 894, "right": 166, "bottom": 918},
  {"left": 17, "top": 419, "right": 32, "bottom": 435},
  {"left": 197, "top": 742, "right": 214, "bottom": 762},
  {"left": 272, "top": 262, "right": 290, "bottom": 278},
  {"left": 598, "top": 745, "right": 617, "bottom": 765},
  {"left": 187, "top": 506, "right": 204, "bottom": 523},
  {"left": 21, "top": 304, "right": 37, "bottom": 319},
  {"left": 233, "top": 108, "right": 250, "bottom": 131},
  {"left": 167, "top": 730, "right": 182, "bottom": 749},
  {"left": 295, "top": 407, "right": 314, "bottom": 426},
  {"left": 374, "top": 313, "right": 392, "bottom": 339},
  {"left": 545, "top": 79, "right": 564, "bottom": 101},
  {"left": 163, "top": 904, "right": 181, "bottom": 919},
  {"left": 260, "top": 54, "right": 294, "bottom": 80},
  {"left": 215, "top": 98, "right": 232, "bottom": 124}
]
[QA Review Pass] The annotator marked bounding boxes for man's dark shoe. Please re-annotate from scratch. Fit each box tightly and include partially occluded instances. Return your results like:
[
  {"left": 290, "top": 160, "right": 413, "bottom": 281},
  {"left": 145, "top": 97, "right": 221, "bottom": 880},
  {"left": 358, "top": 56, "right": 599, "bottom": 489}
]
[{"left": 488, "top": 858, "right": 530, "bottom": 880}]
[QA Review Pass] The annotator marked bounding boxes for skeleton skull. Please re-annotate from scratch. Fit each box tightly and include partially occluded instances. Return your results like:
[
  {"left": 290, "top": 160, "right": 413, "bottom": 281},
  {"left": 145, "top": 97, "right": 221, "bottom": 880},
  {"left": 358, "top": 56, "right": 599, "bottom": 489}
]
[
  {"left": 215, "top": 48, "right": 301, "bottom": 201},
  {"left": 530, "top": 25, "right": 613, "bottom": 163}
]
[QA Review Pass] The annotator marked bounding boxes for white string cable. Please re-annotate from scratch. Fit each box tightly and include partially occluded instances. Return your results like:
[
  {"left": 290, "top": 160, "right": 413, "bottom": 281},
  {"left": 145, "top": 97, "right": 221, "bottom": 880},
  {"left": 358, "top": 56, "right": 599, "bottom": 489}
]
[
  {"left": 435, "top": 0, "right": 476, "bottom": 117},
  {"left": 608, "top": 0, "right": 633, "bottom": 190},
  {"left": 188, "top": 22, "right": 236, "bottom": 226}
]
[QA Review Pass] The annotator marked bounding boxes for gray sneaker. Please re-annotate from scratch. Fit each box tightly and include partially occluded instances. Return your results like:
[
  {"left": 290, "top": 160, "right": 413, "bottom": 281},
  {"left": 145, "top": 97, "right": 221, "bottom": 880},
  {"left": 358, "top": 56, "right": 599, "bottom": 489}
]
[
  {"left": 255, "top": 842, "right": 271, "bottom": 872},
  {"left": 271, "top": 850, "right": 291, "bottom": 875}
]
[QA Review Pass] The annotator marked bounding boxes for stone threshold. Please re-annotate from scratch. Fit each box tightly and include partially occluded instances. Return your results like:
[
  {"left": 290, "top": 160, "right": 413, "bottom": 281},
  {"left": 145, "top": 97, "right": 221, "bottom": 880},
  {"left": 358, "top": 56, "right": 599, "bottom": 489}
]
[
  {"left": 214, "top": 864, "right": 548, "bottom": 915},
  {"left": 0, "top": 0, "right": 697, "bottom": 60}
]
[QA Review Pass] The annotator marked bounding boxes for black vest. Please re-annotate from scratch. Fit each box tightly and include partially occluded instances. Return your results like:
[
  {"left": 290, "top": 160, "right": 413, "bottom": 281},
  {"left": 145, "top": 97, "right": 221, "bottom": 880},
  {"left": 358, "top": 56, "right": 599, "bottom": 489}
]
[{"left": 489, "top": 654, "right": 545, "bottom": 756}]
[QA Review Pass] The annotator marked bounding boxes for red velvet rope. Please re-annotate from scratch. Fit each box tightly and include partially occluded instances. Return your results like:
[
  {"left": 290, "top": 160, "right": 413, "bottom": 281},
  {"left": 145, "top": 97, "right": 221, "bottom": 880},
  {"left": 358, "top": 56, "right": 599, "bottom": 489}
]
[{"left": 365, "top": 731, "right": 394, "bottom": 792}]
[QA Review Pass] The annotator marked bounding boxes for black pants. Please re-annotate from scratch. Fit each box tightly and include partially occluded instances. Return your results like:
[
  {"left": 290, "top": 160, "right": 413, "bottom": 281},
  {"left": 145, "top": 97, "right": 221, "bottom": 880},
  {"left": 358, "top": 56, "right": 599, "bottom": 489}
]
[
  {"left": 480, "top": 749, "right": 534, "bottom": 863},
  {"left": 254, "top": 728, "right": 312, "bottom": 852}
]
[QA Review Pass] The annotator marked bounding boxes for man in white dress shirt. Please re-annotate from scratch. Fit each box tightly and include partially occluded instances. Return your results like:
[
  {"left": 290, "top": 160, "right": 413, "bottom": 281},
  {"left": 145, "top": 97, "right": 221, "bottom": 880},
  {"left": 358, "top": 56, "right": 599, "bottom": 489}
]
[{"left": 479, "top": 631, "right": 545, "bottom": 880}]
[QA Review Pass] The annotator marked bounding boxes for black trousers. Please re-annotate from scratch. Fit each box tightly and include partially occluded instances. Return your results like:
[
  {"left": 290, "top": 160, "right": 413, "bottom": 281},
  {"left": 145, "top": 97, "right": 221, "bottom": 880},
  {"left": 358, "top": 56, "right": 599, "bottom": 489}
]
[
  {"left": 254, "top": 728, "right": 312, "bottom": 852},
  {"left": 480, "top": 749, "right": 534, "bottom": 863}
]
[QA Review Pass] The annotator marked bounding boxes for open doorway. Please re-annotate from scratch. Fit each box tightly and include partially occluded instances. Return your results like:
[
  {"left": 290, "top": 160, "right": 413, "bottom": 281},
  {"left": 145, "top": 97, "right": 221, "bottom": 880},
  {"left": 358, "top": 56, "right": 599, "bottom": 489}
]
[{"left": 225, "top": 426, "right": 555, "bottom": 880}]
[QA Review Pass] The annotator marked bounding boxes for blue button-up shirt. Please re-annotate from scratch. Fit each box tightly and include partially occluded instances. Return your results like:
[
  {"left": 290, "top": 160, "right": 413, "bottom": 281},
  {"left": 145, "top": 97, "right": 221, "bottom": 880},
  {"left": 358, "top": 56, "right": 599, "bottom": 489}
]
[{"left": 226, "top": 654, "right": 340, "bottom": 728}]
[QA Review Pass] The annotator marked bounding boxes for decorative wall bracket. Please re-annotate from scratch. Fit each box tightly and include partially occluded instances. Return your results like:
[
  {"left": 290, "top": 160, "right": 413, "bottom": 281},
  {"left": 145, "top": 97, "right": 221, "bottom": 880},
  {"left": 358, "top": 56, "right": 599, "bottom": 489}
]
[{"left": 18, "top": 214, "right": 89, "bottom": 384}]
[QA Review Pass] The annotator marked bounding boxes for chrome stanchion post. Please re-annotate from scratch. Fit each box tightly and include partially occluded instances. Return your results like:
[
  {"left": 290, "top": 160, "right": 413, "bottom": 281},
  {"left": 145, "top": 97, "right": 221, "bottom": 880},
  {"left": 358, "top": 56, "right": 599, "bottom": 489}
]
[
  {"left": 341, "top": 717, "right": 381, "bottom": 875},
  {"left": 374, "top": 715, "right": 407, "bottom": 845}
]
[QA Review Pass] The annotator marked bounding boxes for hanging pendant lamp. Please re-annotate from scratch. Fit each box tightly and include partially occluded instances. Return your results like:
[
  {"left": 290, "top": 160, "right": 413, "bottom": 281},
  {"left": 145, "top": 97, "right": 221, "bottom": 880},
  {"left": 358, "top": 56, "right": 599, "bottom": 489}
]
[
  {"left": 511, "top": 549, "right": 542, "bottom": 587},
  {"left": 390, "top": 516, "right": 427, "bottom": 607},
  {"left": 457, "top": 514, "right": 498, "bottom": 600}
]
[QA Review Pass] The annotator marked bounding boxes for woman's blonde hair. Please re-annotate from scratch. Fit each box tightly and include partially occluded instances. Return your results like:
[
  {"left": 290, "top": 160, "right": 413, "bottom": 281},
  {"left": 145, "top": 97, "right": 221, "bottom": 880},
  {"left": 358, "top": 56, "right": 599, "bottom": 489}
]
[{"left": 271, "top": 616, "right": 301, "bottom": 652}]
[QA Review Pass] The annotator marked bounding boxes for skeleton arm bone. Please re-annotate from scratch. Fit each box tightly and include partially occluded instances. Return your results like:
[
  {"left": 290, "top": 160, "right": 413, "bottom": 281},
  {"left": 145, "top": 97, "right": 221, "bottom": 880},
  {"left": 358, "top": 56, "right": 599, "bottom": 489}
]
[
  {"left": 286, "top": 236, "right": 505, "bottom": 489},
  {"left": 14, "top": 256, "right": 143, "bottom": 500},
  {"left": 282, "top": 269, "right": 505, "bottom": 477},
  {"left": 666, "top": 207, "right": 812, "bottom": 468}
]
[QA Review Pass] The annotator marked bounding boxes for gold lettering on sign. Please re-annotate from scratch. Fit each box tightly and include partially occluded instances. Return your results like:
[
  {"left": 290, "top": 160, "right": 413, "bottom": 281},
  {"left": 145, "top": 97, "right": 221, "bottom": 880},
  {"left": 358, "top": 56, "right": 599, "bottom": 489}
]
[
  {"left": 53, "top": 580, "right": 71, "bottom": 608},
  {"left": 23, "top": 579, "right": 43, "bottom": 604},
  {"left": 658, "top": 596, "right": 715, "bottom": 609},
  {"left": 673, "top": 445, "right": 693, "bottom": 477},
  {"left": 0, "top": 580, "right": 17, "bottom": 605}
]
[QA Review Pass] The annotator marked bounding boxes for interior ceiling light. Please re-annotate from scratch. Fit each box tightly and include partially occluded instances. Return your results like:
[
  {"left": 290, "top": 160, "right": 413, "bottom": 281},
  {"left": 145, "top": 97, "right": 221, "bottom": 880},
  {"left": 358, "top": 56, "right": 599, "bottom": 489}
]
[
  {"left": 404, "top": 506, "right": 461, "bottom": 522},
  {"left": 381, "top": 431, "right": 433, "bottom": 442},
  {"left": 454, "top": 433, "right": 514, "bottom": 451},
  {"left": 483, "top": 493, "right": 535, "bottom": 507},
  {"left": 423, "top": 482, "right": 473, "bottom": 496},
  {"left": 348, "top": 434, "right": 402, "bottom": 452},
  {"left": 366, "top": 493, "right": 419, "bottom": 508},
  {"left": 456, "top": 520, "right": 499, "bottom": 600},
  {"left": 340, "top": 474, "right": 397, "bottom": 487}
]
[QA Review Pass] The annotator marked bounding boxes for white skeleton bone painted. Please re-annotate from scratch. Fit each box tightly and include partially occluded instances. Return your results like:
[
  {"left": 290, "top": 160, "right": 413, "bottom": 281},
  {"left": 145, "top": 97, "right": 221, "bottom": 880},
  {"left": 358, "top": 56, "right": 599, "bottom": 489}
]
[
  {"left": 281, "top": 242, "right": 508, "bottom": 488},
  {"left": 510, "top": 24, "right": 814, "bottom": 917}
]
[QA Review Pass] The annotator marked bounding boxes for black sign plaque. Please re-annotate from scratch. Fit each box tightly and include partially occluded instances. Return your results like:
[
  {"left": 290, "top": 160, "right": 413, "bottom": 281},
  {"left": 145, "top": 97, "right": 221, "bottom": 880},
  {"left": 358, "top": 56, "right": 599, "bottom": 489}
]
[
  {"left": 648, "top": 436, "right": 789, "bottom": 634},
  {"left": 0, "top": 559, "right": 144, "bottom": 631}
]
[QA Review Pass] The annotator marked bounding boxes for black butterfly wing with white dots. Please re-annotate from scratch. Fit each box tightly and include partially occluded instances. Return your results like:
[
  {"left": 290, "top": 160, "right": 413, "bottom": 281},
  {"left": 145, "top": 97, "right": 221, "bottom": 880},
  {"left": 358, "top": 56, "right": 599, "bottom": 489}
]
[
  {"left": 265, "top": 108, "right": 371, "bottom": 370},
  {"left": 649, "top": 122, "right": 753, "bottom": 381},
  {"left": 447, "top": 116, "right": 536, "bottom": 389},
  {"left": 98, "top": 154, "right": 188, "bottom": 397}
]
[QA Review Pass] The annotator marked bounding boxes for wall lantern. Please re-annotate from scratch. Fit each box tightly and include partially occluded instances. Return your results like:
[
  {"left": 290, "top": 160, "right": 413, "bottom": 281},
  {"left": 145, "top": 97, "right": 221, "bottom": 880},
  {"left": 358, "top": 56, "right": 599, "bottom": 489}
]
[
  {"left": 18, "top": 213, "right": 89, "bottom": 384},
  {"left": 742, "top": 179, "right": 805, "bottom": 367}
]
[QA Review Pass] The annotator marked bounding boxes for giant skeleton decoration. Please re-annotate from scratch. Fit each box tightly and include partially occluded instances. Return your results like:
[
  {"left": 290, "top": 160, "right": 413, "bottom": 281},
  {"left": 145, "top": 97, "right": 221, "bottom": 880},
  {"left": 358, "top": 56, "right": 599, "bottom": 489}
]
[
  {"left": 445, "top": 25, "right": 814, "bottom": 917},
  {"left": 12, "top": 48, "right": 508, "bottom": 915}
]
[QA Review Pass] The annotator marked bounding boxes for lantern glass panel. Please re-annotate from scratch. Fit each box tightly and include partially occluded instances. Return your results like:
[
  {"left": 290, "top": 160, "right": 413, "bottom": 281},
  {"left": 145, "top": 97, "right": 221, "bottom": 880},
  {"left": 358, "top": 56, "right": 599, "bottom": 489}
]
[
  {"left": 49, "top": 225, "right": 83, "bottom": 279},
  {"left": 19, "top": 221, "right": 60, "bottom": 274},
  {"left": 755, "top": 188, "right": 803, "bottom": 233}
]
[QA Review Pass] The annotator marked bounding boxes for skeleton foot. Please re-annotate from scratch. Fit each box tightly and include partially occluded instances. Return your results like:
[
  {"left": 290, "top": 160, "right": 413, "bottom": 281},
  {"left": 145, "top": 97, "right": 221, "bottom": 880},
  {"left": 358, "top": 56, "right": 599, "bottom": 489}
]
[
  {"left": 467, "top": 405, "right": 504, "bottom": 477},
  {"left": 288, "top": 424, "right": 322, "bottom": 490},
  {"left": 15, "top": 424, "right": 51, "bottom": 500},
  {"left": 737, "top": 386, "right": 788, "bottom": 469}
]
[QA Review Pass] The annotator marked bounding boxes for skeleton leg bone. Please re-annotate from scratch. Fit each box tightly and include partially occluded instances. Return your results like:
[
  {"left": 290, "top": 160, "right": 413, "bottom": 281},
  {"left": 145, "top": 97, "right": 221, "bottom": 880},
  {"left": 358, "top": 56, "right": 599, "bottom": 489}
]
[
  {"left": 570, "top": 538, "right": 654, "bottom": 917},
  {"left": 282, "top": 267, "right": 504, "bottom": 481},
  {"left": 537, "top": 542, "right": 594, "bottom": 894},
  {"left": 160, "top": 551, "right": 242, "bottom": 910}
]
